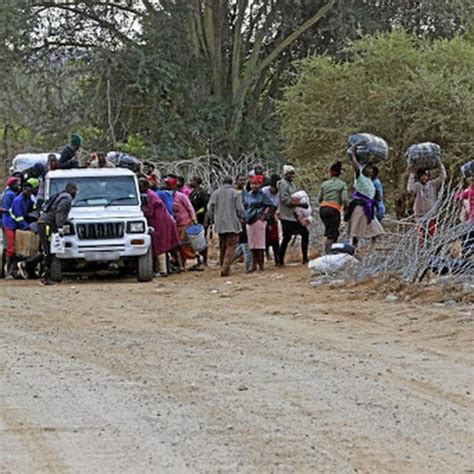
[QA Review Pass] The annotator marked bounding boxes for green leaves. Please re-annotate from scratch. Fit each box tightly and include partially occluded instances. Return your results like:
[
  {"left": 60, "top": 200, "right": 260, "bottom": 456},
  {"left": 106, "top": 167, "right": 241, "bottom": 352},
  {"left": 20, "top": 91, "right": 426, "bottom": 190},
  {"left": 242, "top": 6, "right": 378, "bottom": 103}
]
[{"left": 279, "top": 29, "right": 474, "bottom": 199}]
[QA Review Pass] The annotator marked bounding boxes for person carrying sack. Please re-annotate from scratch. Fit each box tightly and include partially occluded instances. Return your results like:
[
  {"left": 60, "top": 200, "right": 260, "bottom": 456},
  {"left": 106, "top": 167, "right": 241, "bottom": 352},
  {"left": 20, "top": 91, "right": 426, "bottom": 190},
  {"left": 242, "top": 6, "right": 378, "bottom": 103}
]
[{"left": 18, "top": 182, "right": 78, "bottom": 286}]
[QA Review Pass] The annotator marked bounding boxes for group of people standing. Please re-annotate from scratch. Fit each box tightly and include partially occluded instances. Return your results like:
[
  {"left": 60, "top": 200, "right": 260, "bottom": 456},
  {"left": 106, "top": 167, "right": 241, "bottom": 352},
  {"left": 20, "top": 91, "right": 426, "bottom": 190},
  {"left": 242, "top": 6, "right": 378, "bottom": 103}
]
[
  {"left": 139, "top": 163, "right": 311, "bottom": 278},
  {"left": 2, "top": 130, "right": 472, "bottom": 283},
  {"left": 203, "top": 164, "right": 311, "bottom": 277}
]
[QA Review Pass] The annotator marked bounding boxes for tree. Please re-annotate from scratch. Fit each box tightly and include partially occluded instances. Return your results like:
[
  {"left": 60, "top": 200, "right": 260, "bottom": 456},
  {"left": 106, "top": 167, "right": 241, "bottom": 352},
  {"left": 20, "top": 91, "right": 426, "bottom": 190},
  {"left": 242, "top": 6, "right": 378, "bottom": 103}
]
[
  {"left": 25, "top": 0, "right": 337, "bottom": 156},
  {"left": 279, "top": 29, "right": 474, "bottom": 209},
  {"left": 1, "top": 1, "right": 472, "bottom": 165}
]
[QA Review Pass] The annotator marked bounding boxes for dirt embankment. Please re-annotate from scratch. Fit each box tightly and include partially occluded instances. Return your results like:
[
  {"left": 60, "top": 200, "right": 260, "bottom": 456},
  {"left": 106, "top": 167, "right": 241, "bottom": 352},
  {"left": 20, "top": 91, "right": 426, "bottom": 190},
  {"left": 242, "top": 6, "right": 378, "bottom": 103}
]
[{"left": 1, "top": 265, "right": 473, "bottom": 473}]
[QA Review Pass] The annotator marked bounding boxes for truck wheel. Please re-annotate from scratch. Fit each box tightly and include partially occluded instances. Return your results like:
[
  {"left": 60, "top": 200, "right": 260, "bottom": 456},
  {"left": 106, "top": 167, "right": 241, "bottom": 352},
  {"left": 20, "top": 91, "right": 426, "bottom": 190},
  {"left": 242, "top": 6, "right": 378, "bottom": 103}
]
[
  {"left": 137, "top": 248, "right": 153, "bottom": 282},
  {"left": 50, "top": 256, "right": 64, "bottom": 282}
]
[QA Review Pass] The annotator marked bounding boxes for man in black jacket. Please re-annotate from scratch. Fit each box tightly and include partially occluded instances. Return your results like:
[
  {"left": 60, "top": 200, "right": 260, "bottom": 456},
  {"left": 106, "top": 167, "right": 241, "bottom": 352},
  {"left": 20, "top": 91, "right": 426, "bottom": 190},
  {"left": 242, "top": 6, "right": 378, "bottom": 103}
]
[
  {"left": 18, "top": 182, "right": 78, "bottom": 285},
  {"left": 59, "top": 133, "right": 82, "bottom": 169}
]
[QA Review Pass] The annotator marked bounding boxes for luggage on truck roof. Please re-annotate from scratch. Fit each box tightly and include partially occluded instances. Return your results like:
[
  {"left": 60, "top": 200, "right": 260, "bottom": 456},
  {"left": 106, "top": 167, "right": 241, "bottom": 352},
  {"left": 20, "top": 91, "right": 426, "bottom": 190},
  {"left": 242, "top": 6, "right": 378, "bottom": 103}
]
[
  {"left": 106, "top": 152, "right": 141, "bottom": 171},
  {"left": 11, "top": 153, "right": 59, "bottom": 173}
]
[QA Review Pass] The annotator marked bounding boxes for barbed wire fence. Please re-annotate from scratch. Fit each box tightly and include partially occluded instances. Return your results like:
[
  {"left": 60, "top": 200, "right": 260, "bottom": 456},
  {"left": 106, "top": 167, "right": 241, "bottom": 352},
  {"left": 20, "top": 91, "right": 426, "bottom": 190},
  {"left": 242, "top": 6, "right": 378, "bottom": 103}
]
[
  {"left": 151, "top": 156, "right": 472, "bottom": 284},
  {"left": 153, "top": 154, "right": 259, "bottom": 191},
  {"left": 351, "top": 183, "right": 473, "bottom": 284}
]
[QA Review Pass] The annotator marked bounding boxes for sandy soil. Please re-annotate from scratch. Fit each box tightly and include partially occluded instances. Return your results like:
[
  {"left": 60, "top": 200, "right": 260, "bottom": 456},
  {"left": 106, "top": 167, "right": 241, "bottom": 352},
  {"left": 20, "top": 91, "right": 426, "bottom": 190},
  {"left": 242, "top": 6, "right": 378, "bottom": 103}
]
[{"left": 0, "top": 263, "right": 473, "bottom": 473}]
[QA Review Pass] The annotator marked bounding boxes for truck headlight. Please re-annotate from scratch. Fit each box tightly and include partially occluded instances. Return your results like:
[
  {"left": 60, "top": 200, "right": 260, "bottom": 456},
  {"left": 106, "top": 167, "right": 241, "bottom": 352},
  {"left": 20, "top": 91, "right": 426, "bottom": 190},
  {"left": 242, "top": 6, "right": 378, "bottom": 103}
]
[
  {"left": 127, "top": 221, "right": 145, "bottom": 233},
  {"left": 63, "top": 224, "right": 75, "bottom": 235}
]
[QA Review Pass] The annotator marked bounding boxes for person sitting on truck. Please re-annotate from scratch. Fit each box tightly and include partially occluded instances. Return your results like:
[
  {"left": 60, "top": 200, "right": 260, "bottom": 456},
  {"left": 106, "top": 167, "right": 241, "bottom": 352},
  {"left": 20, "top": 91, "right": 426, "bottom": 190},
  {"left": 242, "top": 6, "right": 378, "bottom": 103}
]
[
  {"left": 22, "top": 162, "right": 46, "bottom": 186},
  {"left": 47, "top": 154, "right": 60, "bottom": 171},
  {"left": 89, "top": 151, "right": 115, "bottom": 169},
  {"left": 18, "top": 182, "right": 78, "bottom": 286},
  {"left": 143, "top": 161, "right": 160, "bottom": 188},
  {"left": 59, "top": 133, "right": 82, "bottom": 169},
  {"left": 1, "top": 177, "right": 21, "bottom": 279}
]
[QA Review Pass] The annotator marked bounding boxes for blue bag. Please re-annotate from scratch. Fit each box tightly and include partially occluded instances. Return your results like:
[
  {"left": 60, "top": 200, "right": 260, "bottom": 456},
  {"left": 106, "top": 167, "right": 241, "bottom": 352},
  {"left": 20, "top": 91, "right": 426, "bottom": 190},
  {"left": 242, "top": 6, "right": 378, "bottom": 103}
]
[{"left": 185, "top": 224, "right": 207, "bottom": 252}]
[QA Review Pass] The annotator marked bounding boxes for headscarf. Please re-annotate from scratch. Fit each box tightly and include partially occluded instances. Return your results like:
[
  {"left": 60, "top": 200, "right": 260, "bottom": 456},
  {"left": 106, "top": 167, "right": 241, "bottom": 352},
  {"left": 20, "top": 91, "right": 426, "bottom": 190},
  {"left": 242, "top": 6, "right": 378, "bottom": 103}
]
[
  {"left": 164, "top": 176, "right": 178, "bottom": 188},
  {"left": 250, "top": 175, "right": 265, "bottom": 185},
  {"left": 5, "top": 176, "right": 19, "bottom": 188},
  {"left": 26, "top": 177, "right": 40, "bottom": 188},
  {"left": 283, "top": 165, "right": 295, "bottom": 176},
  {"left": 329, "top": 161, "right": 342, "bottom": 177}
]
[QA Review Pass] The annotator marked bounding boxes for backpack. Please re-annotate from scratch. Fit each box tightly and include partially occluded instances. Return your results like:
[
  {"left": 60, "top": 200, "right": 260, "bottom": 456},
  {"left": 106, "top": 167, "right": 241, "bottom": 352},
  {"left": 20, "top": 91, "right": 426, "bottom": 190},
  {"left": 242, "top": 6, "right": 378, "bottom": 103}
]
[{"left": 41, "top": 192, "right": 61, "bottom": 214}]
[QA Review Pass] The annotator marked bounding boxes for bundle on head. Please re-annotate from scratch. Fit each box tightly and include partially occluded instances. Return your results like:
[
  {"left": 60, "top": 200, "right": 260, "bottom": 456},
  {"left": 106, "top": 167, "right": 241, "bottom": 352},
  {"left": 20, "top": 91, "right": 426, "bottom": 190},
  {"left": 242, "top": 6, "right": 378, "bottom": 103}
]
[{"left": 347, "top": 133, "right": 388, "bottom": 165}]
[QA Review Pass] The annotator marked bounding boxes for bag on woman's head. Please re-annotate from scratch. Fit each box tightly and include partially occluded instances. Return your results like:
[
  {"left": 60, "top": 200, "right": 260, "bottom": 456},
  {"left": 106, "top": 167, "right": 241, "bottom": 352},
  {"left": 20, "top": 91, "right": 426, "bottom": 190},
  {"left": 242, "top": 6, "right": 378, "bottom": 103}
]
[
  {"left": 406, "top": 143, "right": 441, "bottom": 170},
  {"left": 347, "top": 133, "right": 388, "bottom": 164}
]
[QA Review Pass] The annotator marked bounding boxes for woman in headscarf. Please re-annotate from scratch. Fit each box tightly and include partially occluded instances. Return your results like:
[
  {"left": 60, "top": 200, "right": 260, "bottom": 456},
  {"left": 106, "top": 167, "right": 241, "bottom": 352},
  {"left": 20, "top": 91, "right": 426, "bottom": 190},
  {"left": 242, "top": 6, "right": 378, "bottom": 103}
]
[
  {"left": 245, "top": 175, "right": 276, "bottom": 272},
  {"left": 139, "top": 179, "right": 180, "bottom": 277},
  {"left": 318, "top": 161, "right": 349, "bottom": 252},
  {"left": 278, "top": 165, "right": 310, "bottom": 265},
  {"left": 346, "top": 150, "right": 384, "bottom": 247}
]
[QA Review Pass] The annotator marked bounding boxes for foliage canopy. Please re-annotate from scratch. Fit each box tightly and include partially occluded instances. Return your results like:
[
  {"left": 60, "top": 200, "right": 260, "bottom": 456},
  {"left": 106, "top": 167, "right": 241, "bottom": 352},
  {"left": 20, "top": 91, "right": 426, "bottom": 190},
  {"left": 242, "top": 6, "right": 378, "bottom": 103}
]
[{"left": 279, "top": 29, "right": 474, "bottom": 201}]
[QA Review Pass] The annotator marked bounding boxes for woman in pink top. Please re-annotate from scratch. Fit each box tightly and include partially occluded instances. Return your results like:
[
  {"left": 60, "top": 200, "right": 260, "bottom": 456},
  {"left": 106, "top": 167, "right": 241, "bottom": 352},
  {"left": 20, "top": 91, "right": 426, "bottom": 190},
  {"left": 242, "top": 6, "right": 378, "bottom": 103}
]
[
  {"left": 455, "top": 177, "right": 474, "bottom": 257},
  {"left": 455, "top": 177, "right": 474, "bottom": 222},
  {"left": 172, "top": 185, "right": 198, "bottom": 269}
]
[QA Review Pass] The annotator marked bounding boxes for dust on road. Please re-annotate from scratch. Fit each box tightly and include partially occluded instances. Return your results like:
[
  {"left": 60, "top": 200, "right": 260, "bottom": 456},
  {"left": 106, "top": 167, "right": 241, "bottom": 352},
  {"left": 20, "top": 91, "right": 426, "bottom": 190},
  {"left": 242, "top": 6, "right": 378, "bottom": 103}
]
[{"left": 1, "top": 265, "right": 473, "bottom": 473}]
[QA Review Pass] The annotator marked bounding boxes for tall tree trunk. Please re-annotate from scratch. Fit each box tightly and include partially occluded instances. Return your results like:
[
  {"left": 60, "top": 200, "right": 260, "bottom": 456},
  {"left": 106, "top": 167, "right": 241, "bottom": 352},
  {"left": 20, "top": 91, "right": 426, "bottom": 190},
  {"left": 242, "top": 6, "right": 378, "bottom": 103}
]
[{"left": 230, "top": 0, "right": 336, "bottom": 150}]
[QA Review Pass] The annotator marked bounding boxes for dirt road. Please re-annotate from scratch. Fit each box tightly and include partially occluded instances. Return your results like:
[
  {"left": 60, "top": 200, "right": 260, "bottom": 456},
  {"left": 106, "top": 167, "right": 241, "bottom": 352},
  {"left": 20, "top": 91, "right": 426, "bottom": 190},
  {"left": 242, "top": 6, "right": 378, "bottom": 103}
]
[{"left": 1, "top": 265, "right": 473, "bottom": 473}]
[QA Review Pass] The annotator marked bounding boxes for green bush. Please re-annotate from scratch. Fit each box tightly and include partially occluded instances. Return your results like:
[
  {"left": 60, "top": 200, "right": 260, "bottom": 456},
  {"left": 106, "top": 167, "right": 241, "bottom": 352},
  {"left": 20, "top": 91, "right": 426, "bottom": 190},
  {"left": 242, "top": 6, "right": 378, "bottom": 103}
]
[{"left": 279, "top": 29, "right": 474, "bottom": 205}]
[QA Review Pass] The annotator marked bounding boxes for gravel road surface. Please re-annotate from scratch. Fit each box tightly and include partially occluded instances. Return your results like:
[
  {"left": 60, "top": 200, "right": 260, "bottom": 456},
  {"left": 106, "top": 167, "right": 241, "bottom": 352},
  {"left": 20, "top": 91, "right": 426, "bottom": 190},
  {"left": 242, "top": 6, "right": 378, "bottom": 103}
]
[{"left": 1, "top": 266, "right": 473, "bottom": 473}]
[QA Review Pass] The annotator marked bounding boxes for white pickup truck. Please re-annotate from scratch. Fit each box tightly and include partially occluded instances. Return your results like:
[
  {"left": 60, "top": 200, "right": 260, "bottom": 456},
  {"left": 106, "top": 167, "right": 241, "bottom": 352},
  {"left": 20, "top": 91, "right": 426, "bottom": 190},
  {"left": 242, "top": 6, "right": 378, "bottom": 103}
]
[{"left": 45, "top": 168, "right": 153, "bottom": 282}]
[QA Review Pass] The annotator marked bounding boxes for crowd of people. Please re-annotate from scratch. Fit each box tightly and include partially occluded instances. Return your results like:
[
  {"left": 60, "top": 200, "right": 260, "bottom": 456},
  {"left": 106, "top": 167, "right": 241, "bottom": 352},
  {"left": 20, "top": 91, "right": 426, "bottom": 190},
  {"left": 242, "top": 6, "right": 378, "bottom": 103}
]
[{"left": 1, "top": 132, "right": 473, "bottom": 284}]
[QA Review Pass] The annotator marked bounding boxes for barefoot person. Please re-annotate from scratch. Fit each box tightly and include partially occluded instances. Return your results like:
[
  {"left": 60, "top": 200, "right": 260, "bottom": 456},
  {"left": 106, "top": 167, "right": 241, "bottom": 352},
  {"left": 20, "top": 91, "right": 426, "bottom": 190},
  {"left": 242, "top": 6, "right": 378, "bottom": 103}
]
[{"left": 245, "top": 175, "right": 276, "bottom": 272}]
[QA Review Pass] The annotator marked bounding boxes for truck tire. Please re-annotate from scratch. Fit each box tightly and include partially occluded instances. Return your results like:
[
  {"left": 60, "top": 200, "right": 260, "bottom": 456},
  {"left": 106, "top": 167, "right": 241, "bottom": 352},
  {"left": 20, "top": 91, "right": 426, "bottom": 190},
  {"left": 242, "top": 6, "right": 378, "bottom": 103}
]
[
  {"left": 137, "top": 248, "right": 153, "bottom": 282},
  {"left": 50, "top": 256, "right": 64, "bottom": 282}
]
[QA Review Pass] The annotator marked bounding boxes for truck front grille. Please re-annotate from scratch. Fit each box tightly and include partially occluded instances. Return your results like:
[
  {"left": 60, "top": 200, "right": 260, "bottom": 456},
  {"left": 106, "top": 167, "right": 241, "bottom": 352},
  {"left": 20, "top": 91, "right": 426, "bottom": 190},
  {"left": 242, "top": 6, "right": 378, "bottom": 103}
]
[{"left": 76, "top": 222, "right": 125, "bottom": 240}]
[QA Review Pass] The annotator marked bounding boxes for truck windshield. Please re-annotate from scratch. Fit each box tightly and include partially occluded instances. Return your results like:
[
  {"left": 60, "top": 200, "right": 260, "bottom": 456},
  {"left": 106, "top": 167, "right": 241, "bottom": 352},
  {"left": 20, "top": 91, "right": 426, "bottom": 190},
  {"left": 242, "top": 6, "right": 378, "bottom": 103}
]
[{"left": 49, "top": 176, "right": 139, "bottom": 207}]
